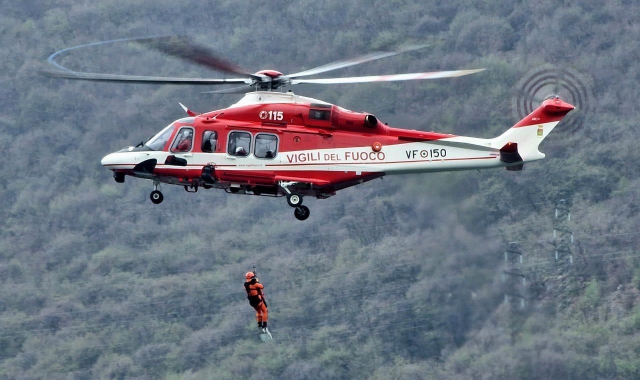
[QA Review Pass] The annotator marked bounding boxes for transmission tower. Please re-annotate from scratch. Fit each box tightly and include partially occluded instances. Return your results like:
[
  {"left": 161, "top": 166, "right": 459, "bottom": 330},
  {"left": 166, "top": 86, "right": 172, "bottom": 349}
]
[
  {"left": 502, "top": 241, "right": 526, "bottom": 308},
  {"left": 552, "top": 197, "right": 574, "bottom": 268}
]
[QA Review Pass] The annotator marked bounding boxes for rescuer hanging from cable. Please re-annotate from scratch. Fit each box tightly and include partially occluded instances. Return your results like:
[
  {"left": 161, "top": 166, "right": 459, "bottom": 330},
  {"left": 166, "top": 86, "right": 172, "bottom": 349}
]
[{"left": 244, "top": 271, "right": 271, "bottom": 338}]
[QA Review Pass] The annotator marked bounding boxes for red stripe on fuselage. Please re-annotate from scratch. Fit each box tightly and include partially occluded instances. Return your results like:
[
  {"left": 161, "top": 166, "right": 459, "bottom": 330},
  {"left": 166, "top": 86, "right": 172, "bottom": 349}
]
[{"left": 105, "top": 155, "right": 496, "bottom": 170}]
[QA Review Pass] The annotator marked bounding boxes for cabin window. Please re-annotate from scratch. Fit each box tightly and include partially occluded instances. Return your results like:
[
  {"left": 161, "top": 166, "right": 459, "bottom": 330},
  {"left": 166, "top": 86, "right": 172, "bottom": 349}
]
[
  {"left": 254, "top": 133, "right": 278, "bottom": 159},
  {"left": 171, "top": 127, "right": 194, "bottom": 153},
  {"left": 202, "top": 131, "right": 218, "bottom": 153},
  {"left": 309, "top": 109, "right": 331, "bottom": 121},
  {"left": 227, "top": 131, "right": 251, "bottom": 157}
]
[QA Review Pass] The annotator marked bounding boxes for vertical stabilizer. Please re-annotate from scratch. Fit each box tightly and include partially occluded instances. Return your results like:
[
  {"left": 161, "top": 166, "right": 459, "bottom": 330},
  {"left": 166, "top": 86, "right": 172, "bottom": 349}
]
[{"left": 492, "top": 96, "right": 574, "bottom": 162}]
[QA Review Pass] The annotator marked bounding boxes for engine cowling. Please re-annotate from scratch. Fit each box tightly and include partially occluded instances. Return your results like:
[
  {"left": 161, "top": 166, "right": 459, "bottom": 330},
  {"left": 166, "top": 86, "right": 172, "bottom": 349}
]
[{"left": 334, "top": 108, "right": 380, "bottom": 131}]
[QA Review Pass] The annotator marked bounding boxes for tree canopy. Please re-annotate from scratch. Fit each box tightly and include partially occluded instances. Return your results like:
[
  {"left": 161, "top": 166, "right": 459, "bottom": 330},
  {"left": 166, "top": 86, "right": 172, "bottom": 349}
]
[{"left": 1, "top": 0, "right": 639, "bottom": 379}]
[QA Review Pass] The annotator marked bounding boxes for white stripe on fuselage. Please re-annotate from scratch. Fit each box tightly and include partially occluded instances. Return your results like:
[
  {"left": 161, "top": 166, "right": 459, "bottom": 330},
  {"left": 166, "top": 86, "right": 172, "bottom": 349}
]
[
  {"left": 103, "top": 122, "right": 556, "bottom": 175},
  {"left": 103, "top": 141, "right": 499, "bottom": 174}
]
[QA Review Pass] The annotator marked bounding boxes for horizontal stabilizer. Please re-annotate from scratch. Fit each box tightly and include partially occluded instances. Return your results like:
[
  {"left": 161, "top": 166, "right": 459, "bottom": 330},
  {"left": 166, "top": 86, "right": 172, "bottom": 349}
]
[
  {"left": 500, "top": 143, "right": 522, "bottom": 163},
  {"left": 500, "top": 143, "right": 524, "bottom": 171}
]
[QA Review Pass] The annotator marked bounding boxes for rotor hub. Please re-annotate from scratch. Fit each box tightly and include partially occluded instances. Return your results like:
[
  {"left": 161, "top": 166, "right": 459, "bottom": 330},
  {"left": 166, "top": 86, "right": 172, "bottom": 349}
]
[
  {"left": 255, "top": 70, "right": 283, "bottom": 78},
  {"left": 254, "top": 70, "right": 287, "bottom": 90}
]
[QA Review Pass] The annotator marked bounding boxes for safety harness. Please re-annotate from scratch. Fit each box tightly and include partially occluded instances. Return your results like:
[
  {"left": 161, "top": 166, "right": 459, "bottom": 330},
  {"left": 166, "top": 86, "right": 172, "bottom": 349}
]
[{"left": 244, "top": 279, "right": 266, "bottom": 308}]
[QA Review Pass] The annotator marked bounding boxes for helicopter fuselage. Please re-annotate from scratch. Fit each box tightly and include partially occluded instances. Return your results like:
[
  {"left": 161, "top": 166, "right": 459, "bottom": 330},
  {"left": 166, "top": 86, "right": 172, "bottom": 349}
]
[{"left": 101, "top": 91, "right": 574, "bottom": 219}]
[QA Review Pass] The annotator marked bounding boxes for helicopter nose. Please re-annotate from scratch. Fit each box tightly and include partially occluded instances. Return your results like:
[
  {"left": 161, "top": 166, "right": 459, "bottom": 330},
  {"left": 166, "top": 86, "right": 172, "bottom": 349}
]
[{"left": 101, "top": 152, "right": 119, "bottom": 167}]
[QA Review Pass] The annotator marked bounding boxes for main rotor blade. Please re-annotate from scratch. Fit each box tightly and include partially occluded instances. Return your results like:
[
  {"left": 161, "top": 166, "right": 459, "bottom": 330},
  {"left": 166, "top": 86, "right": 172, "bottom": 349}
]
[
  {"left": 135, "top": 36, "right": 260, "bottom": 79},
  {"left": 290, "top": 69, "right": 485, "bottom": 84},
  {"left": 201, "top": 85, "right": 254, "bottom": 94},
  {"left": 287, "top": 44, "right": 432, "bottom": 79},
  {"left": 42, "top": 70, "right": 252, "bottom": 85}
]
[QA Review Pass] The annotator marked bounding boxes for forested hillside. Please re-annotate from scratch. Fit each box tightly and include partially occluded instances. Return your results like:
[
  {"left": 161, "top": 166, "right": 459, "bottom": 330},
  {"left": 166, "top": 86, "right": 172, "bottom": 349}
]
[{"left": 1, "top": 0, "right": 639, "bottom": 379}]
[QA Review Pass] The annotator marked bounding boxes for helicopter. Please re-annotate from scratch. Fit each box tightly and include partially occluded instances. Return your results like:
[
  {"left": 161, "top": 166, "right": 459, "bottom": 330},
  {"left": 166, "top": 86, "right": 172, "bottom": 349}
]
[{"left": 45, "top": 36, "right": 574, "bottom": 220}]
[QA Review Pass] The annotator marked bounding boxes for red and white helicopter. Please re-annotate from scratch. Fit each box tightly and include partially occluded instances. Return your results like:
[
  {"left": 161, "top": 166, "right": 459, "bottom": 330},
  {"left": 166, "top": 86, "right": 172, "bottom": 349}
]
[{"left": 46, "top": 37, "right": 574, "bottom": 220}]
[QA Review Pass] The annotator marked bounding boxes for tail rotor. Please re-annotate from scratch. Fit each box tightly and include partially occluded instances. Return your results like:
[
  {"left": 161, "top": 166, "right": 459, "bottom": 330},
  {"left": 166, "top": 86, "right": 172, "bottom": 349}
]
[{"left": 512, "top": 64, "right": 594, "bottom": 134}]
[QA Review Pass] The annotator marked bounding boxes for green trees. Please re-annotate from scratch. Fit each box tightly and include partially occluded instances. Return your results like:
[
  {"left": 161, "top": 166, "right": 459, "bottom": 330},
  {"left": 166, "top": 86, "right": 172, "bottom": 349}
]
[{"left": 0, "top": 0, "right": 639, "bottom": 378}]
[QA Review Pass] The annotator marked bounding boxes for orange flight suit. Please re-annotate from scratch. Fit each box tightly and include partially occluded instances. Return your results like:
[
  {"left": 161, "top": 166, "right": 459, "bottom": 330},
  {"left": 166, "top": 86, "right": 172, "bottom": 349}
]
[
  {"left": 244, "top": 278, "right": 268, "bottom": 327},
  {"left": 175, "top": 138, "right": 191, "bottom": 152}
]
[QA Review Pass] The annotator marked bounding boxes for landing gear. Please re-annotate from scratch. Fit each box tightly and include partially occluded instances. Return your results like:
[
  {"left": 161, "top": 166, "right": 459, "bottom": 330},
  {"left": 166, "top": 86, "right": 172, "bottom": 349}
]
[
  {"left": 286, "top": 193, "right": 302, "bottom": 207},
  {"left": 150, "top": 190, "right": 163, "bottom": 204},
  {"left": 150, "top": 182, "right": 163, "bottom": 204},
  {"left": 294, "top": 205, "right": 310, "bottom": 221},
  {"left": 280, "top": 181, "right": 311, "bottom": 220},
  {"left": 114, "top": 172, "right": 125, "bottom": 183}
]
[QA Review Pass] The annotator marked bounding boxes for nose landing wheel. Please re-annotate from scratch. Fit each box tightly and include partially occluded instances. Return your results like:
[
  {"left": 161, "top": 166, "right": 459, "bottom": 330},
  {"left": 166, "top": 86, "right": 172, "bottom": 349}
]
[
  {"left": 150, "top": 182, "right": 163, "bottom": 204},
  {"left": 294, "top": 205, "right": 310, "bottom": 221},
  {"left": 150, "top": 190, "right": 163, "bottom": 204}
]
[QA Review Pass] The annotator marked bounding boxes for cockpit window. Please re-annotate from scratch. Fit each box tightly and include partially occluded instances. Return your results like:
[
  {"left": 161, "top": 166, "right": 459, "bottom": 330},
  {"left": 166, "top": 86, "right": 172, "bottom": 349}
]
[
  {"left": 227, "top": 131, "right": 251, "bottom": 157},
  {"left": 145, "top": 123, "right": 174, "bottom": 151},
  {"left": 202, "top": 131, "right": 218, "bottom": 153},
  {"left": 171, "top": 127, "right": 194, "bottom": 152},
  {"left": 254, "top": 133, "right": 278, "bottom": 159}
]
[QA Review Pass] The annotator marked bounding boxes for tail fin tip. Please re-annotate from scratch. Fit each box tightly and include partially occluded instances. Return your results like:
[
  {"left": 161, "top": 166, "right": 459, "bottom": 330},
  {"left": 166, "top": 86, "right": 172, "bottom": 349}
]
[{"left": 513, "top": 96, "right": 575, "bottom": 128}]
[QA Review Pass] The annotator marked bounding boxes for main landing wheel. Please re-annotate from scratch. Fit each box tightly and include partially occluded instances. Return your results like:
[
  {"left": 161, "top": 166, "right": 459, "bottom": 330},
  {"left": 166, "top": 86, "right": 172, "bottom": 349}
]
[
  {"left": 150, "top": 190, "right": 164, "bottom": 204},
  {"left": 287, "top": 193, "right": 303, "bottom": 207},
  {"left": 294, "top": 205, "right": 310, "bottom": 221}
]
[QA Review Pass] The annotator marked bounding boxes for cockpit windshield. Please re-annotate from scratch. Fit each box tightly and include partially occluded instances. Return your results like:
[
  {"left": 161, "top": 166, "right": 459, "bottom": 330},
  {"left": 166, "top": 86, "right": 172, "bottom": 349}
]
[
  {"left": 144, "top": 117, "right": 195, "bottom": 151},
  {"left": 145, "top": 123, "right": 175, "bottom": 151}
]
